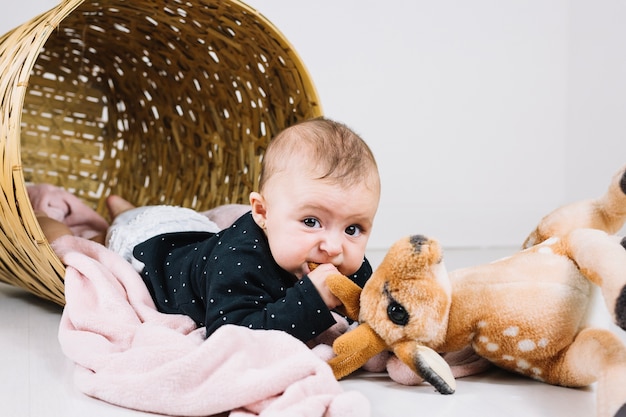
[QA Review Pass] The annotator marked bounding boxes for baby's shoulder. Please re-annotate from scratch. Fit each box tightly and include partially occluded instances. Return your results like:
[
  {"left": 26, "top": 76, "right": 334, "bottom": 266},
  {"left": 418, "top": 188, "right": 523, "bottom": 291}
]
[{"left": 211, "top": 214, "right": 267, "bottom": 254}]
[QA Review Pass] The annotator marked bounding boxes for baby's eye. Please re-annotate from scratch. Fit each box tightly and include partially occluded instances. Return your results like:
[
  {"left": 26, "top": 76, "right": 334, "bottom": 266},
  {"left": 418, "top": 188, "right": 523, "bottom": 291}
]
[
  {"left": 303, "top": 218, "right": 321, "bottom": 228},
  {"left": 345, "top": 225, "right": 362, "bottom": 237}
]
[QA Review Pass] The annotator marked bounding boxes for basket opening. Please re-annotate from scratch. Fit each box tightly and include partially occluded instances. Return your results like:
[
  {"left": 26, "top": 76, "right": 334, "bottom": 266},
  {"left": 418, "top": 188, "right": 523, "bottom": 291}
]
[{"left": 0, "top": 0, "right": 321, "bottom": 305}]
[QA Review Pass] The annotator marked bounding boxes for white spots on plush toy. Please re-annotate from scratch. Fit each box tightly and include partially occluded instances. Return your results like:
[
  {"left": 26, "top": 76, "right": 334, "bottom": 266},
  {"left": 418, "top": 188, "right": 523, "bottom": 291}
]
[
  {"left": 486, "top": 342, "right": 499, "bottom": 352},
  {"left": 474, "top": 333, "right": 500, "bottom": 352},
  {"left": 530, "top": 368, "right": 545, "bottom": 382},
  {"left": 503, "top": 326, "right": 519, "bottom": 337},
  {"left": 537, "top": 237, "right": 559, "bottom": 254},
  {"left": 518, "top": 339, "right": 536, "bottom": 352},
  {"left": 516, "top": 359, "right": 531, "bottom": 370},
  {"left": 538, "top": 246, "right": 555, "bottom": 255},
  {"left": 474, "top": 322, "right": 552, "bottom": 376}
]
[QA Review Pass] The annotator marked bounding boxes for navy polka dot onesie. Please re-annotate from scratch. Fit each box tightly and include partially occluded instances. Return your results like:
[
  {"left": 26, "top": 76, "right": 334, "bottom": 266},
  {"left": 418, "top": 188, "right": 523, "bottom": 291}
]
[{"left": 133, "top": 212, "right": 372, "bottom": 343}]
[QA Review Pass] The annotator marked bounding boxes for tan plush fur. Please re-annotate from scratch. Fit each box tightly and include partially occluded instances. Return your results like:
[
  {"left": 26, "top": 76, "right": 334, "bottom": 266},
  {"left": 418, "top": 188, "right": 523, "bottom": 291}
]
[{"left": 327, "top": 165, "right": 626, "bottom": 417}]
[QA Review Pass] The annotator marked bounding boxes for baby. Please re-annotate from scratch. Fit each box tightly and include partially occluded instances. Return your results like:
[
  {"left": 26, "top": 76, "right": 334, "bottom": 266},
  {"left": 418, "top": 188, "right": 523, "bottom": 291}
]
[{"left": 41, "top": 117, "right": 381, "bottom": 343}]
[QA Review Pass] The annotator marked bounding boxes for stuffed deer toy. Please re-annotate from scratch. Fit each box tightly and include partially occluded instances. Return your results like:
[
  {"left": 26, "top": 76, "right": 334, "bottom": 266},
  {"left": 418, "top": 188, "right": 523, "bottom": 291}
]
[{"left": 326, "top": 165, "right": 626, "bottom": 417}]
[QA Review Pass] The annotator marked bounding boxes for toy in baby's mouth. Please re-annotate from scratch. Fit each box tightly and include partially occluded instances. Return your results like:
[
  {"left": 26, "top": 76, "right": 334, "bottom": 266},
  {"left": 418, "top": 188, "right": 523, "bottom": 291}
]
[{"left": 325, "top": 165, "right": 626, "bottom": 417}]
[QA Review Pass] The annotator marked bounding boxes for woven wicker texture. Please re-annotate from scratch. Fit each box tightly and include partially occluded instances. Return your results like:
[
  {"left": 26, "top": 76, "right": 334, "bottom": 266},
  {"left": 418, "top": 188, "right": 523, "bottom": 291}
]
[{"left": 0, "top": 0, "right": 322, "bottom": 305}]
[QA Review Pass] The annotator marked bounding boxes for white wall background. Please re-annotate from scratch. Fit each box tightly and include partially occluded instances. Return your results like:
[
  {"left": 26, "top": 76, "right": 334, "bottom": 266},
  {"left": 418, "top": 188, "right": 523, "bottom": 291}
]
[{"left": 2, "top": 0, "right": 625, "bottom": 253}]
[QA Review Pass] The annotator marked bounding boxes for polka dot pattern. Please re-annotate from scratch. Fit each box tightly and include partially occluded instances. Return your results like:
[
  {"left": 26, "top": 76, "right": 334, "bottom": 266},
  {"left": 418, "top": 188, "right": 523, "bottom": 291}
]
[{"left": 133, "top": 213, "right": 373, "bottom": 342}]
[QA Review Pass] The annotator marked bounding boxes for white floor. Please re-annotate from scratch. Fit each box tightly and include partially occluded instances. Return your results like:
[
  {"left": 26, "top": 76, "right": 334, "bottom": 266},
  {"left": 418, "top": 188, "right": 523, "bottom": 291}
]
[{"left": 1, "top": 247, "right": 624, "bottom": 417}]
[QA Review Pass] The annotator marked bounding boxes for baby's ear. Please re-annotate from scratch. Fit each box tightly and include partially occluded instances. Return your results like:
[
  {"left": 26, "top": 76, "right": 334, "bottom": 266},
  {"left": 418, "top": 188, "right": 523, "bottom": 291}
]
[{"left": 248, "top": 192, "right": 267, "bottom": 228}]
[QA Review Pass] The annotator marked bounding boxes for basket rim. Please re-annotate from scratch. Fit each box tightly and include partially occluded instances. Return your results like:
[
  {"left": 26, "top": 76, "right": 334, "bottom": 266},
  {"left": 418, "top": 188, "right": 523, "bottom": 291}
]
[
  {"left": 230, "top": 0, "right": 322, "bottom": 115},
  {"left": 0, "top": 0, "right": 323, "bottom": 306}
]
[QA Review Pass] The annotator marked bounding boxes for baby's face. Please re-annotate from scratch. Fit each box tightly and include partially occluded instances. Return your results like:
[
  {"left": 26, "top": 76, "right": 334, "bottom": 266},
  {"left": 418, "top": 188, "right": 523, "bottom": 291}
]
[{"left": 255, "top": 170, "right": 379, "bottom": 278}]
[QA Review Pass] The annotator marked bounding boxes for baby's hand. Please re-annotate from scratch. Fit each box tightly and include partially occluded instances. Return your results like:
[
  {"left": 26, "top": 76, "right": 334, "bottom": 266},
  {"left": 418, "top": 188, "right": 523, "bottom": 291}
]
[{"left": 307, "top": 263, "right": 342, "bottom": 310}]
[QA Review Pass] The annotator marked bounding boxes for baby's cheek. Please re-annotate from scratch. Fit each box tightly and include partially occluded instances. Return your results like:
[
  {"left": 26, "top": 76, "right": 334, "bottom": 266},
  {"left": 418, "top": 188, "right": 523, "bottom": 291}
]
[
  {"left": 340, "top": 255, "right": 364, "bottom": 276},
  {"left": 337, "top": 260, "right": 363, "bottom": 276}
]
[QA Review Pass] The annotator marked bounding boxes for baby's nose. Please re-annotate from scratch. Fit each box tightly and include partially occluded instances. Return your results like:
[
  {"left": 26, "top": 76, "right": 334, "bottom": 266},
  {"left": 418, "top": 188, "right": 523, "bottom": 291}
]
[{"left": 320, "top": 233, "right": 343, "bottom": 257}]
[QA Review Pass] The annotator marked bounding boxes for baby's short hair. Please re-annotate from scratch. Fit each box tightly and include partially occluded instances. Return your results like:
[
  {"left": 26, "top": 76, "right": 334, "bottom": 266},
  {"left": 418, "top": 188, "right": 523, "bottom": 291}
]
[{"left": 258, "top": 117, "right": 379, "bottom": 192}]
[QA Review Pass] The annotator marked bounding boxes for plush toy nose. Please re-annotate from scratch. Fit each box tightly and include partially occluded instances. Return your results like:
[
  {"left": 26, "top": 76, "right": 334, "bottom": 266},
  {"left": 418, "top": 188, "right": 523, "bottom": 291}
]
[
  {"left": 394, "top": 234, "right": 444, "bottom": 274},
  {"left": 409, "top": 234, "right": 429, "bottom": 252}
]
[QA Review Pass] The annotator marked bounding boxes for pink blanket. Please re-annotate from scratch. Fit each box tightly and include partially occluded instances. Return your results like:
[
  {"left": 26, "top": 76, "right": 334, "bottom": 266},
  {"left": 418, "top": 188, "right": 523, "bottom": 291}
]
[
  {"left": 54, "top": 235, "right": 370, "bottom": 417},
  {"left": 28, "top": 184, "right": 109, "bottom": 240},
  {"left": 39, "top": 183, "right": 487, "bottom": 415}
]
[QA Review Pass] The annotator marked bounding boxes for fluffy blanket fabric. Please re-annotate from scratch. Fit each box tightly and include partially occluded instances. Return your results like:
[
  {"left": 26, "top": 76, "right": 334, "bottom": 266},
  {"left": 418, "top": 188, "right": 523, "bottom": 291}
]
[
  {"left": 28, "top": 184, "right": 109, "bottom": 240},
  {"left": 54, "top": 235, "right": 370, "bottom": 417},
  {"left": 35, "top": 183, "right": 488, "bottom": 416}
]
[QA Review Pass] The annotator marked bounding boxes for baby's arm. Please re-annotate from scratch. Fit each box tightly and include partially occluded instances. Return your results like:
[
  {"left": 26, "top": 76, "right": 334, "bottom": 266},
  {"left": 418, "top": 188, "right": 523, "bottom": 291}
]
[
  {"left": 36, "top": 212, "right": 74, "bottom": 243},
  {"left": 203, "top": 265, "right": 338, "bottom": 342},
  {"left": 37, "top": 212, "right": 106, "bottom": 244},
  {"left": 200, "top": 224, "right": 372, "bottom": 342}
]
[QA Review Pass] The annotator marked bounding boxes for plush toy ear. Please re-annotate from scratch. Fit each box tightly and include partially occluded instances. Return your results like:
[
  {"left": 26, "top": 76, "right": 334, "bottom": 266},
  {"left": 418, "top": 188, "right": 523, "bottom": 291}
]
[{"left": 327, "top": 322, "right": 388, "bottom": 380}]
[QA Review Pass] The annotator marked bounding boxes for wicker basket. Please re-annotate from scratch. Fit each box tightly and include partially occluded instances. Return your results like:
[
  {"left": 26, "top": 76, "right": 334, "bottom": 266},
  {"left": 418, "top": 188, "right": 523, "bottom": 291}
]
[{"left": 0, "top": 0, "right": 322, "bottom": 305}]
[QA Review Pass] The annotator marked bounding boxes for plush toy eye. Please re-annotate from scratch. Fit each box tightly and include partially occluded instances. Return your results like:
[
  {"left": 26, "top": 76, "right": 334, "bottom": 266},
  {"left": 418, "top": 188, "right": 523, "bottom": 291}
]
[{"left": 387, "top": 301, "right": 409, "bottom": 326}]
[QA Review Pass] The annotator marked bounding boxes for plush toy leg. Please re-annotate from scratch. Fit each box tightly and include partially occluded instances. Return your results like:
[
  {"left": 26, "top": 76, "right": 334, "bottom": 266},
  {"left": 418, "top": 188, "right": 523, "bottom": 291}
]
[
  {"left": 547, "top": 328, "right": 626, "bottom": 417},
  {"left": 564, "top": 229, "right": 626, "bottom": 330},
  {"left": 523, "top": 165, "right": 626, "bottom": 248},
  {"left": 551, "top": 228, "right": 626, "bottom": 416}
]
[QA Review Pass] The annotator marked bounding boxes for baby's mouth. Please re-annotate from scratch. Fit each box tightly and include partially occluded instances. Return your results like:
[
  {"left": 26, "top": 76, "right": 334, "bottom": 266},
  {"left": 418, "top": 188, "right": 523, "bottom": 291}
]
[{"left": 297, "top": 262, "right": 319, "bottom": 279}]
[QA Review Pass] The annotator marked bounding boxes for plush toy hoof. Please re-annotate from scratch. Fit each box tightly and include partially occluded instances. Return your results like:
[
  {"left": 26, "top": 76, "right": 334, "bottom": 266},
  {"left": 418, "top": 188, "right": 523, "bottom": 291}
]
[
  {"left": 620, "top": 169, "right": 626, "bottom": 195},
  {"left": 617, "top": 284, "right": 626, "bottom": 330},
  {"left": 414, "top": 345, "right": 456, "bottom": 395},
  {"left": 614, "top": 403, "right": 626, "bottom": 417}
]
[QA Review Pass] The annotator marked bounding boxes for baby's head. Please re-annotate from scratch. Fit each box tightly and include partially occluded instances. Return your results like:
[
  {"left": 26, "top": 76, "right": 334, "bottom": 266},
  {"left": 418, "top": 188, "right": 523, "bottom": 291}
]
[
  {"left": 250, "top": 117, "right": 380, "bottom": 277},
  {"left": 258, "top": 117, "right": 380, "bottom": 194}
]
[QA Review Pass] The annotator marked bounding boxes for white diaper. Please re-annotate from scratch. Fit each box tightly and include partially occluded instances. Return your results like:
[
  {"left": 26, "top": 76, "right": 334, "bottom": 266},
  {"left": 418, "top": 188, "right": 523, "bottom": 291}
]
[{"left": 105, "top": 205, "right": 220, "bottom": 272}]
